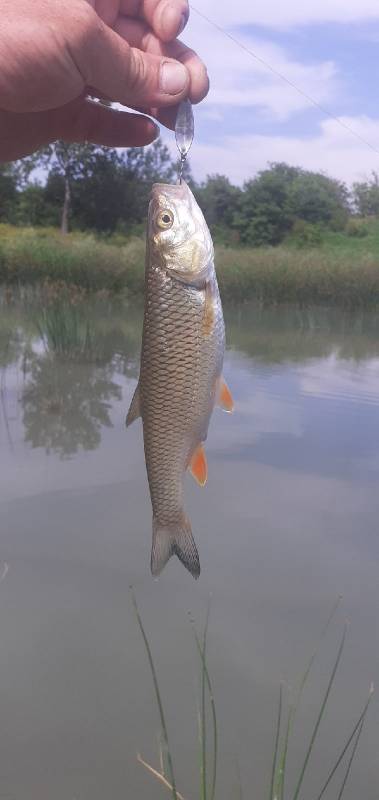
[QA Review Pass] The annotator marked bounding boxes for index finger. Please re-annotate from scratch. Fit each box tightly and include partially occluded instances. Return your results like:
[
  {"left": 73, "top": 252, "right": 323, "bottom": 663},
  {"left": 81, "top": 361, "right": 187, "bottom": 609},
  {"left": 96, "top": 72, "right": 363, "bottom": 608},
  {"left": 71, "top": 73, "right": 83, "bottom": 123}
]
[{"left": 120, "top": 0, "right": 189, "bottom": 42}]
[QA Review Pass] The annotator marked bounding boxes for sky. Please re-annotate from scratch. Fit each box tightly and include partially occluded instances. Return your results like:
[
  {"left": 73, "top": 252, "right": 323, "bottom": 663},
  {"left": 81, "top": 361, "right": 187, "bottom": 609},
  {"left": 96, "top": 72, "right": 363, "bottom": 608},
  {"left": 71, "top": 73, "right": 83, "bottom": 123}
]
[{"left": 161, "top": 0, "right": 379, "bottom": 186}]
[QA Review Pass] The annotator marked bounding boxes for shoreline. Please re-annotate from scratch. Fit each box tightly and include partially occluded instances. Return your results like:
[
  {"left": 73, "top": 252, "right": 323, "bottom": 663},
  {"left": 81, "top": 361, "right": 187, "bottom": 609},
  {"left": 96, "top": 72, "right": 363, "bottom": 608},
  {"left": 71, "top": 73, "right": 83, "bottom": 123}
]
[{"left": 1, "top": 224, "right": 379, "bottom": 309}]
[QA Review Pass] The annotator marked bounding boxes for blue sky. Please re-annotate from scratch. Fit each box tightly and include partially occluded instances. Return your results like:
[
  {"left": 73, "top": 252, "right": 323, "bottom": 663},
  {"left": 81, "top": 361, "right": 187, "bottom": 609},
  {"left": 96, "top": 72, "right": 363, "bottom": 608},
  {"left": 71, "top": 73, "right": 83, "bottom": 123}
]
[{"left": 161, "top": 0, "right": 379, "bottom": 186}]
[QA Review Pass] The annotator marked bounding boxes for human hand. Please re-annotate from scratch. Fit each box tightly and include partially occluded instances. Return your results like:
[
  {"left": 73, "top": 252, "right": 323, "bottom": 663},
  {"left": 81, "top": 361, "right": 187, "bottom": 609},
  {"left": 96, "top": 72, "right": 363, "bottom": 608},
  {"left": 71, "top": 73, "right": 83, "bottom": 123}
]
[{"left": 0, "top": 0, "right": 209, "bottom": 161}]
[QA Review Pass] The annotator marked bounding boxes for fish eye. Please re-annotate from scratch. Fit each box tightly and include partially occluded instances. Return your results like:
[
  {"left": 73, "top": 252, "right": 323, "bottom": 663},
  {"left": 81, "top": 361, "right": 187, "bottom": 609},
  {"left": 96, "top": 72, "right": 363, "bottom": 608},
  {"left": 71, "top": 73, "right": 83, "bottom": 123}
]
[{"left": 156, "top": 209, "right": 174, "bottom": 230}]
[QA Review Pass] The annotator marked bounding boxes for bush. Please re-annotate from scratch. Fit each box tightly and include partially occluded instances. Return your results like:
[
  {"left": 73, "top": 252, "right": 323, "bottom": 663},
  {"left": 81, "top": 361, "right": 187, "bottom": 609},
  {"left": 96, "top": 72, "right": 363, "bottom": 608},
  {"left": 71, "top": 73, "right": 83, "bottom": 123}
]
[
  {"left": 345, "top": 219, "right": 369, "bottom": 238},
  {"left": 290, "top": 219, "right": 323, "bottom": 247}
]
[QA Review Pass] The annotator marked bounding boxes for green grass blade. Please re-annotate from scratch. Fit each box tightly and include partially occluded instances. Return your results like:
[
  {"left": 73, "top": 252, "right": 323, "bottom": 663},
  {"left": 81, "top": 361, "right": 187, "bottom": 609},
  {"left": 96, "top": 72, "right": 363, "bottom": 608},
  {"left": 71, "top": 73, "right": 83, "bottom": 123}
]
[
  {"left": 291, "top": 622, "right": 348, "bottom": 800},
  {"left": 297, "top": 595, "right": 342, "bottom": 702},
  {"left": 235, "top": 758, "right": 244, "bottom": 800},
  {"left": 314, "top": 684, "right": 374, "bottom": 800},
  {"left": 336, "top": 721, "right": 364, "bottom": 800},
  {"left": 191, "top": 619, "right": 218, "bottom": 800},
  {"left": 200, "top": 601, "right": 211, "bottom": 800},
  {"left": 336, "top": 685, "right": 374, "bottom": 800},
  {"left": 131, "top": 587, "right": 178, "bottom": 800},
  {"left": 274, "top": 596, "right": 342, "bottom": 800},
  {"left": 274, "top": 699, "right": 294, "bottom": 800},
  {"left": 269, "top": 682, "right": 283, "bottom": 800}
]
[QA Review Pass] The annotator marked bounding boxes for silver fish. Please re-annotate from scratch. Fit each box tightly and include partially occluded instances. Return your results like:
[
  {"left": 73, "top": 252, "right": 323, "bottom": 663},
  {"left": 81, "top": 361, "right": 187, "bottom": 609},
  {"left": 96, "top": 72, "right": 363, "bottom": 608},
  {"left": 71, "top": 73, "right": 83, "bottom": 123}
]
[{"left": 126, "top": 181, "right": 233, "bottom": 578}]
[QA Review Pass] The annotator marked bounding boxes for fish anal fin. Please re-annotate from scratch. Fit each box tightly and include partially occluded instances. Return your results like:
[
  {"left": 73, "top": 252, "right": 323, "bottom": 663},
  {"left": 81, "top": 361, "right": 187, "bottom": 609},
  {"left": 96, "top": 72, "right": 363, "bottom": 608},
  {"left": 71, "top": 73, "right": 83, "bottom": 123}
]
[
  {"left": 189, "top": 444, "right": 208, "bottom": 487},
  {"left": 151, "top": 515, "right": 200, "bottom": 579},
  {"left": 218, "top": 376, "right": 234, "bottom": 412},
  {"left": 125, "top": 383, "right": 141, "bottom": 427}
]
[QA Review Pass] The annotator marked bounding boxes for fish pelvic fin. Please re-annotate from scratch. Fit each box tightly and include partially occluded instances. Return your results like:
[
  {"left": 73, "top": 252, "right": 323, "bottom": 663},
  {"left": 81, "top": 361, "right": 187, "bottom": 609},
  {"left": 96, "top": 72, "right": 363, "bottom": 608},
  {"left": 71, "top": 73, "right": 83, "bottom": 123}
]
[
  {"left": 217, "top": 376, "right": 234, "bottom": 413},
  {"left": 125, "top": 383, "right": 141, "bottom": 427},
  {"left": 151, "top": 514, "right": 200, "bottom": 579},
  {"left": 189, "top": 443, "right": 208, "bottom": 487}
]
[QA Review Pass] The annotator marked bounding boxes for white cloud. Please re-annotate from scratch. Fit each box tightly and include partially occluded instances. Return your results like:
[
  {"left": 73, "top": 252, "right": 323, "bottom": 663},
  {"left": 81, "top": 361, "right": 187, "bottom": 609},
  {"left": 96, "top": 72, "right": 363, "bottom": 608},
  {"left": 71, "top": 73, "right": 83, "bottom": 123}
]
[
  {"left": 181, "top": 116, "right": 379, "bottom": 185},
  {"left": 190, "top": 0, "right": 379, "bottom": 29},
  {"left": 184, "top": 17, "right": 339, "bottom": 120},
  {"left": 299, "top": 354, "right": 379, "bottom": 406}
]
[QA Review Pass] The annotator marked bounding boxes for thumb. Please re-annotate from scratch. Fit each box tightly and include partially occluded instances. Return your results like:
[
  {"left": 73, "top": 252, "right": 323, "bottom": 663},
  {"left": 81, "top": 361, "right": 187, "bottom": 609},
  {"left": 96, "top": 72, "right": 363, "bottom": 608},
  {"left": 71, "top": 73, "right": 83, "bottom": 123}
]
[{"left": 74, "top": 15, "right": 190, "bottom": 108}]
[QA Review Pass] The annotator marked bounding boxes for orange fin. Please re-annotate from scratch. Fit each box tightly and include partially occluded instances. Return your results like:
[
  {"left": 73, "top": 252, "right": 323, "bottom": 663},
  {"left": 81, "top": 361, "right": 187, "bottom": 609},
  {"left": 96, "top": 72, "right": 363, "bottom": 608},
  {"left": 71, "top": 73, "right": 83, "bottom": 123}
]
[
  {"left": 189, "top": 444, "right": 208, "bottom": 487},
  {"left": 218, "top": 377, "right": 234, "bottom": 412}
]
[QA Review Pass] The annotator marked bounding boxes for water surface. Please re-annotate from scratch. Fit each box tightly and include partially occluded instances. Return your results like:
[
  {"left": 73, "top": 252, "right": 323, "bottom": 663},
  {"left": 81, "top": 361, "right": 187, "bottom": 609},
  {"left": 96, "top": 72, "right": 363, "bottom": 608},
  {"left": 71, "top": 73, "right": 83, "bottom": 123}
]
[{"left": 0, "top": 296, "right": 378, "bottom": 799}]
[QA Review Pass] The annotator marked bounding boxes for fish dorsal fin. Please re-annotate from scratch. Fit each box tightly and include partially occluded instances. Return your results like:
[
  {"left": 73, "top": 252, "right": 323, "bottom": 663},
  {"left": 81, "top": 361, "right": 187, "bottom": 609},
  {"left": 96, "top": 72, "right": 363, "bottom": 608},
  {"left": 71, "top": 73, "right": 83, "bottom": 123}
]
[
  {"left": 125, "top": 383, "right": 141, "bottom": 427},
  {"left": 189, "top": 444, "right": 208, "bottom": 486},
  {"left": 218, "top": 377, "right": 234, "bottom": 412}
]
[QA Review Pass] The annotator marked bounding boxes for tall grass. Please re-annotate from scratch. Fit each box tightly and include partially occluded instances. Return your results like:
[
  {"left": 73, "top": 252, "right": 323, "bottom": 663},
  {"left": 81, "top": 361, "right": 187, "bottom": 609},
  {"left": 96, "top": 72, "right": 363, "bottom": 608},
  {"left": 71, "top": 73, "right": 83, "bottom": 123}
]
[
  {"left": 35, "top": 301, "right": 95, "bottom": 359},
  {"left": 131, "top": 591, "right": 374, "bottom": 800},
  {"left": 1, "top": 224, "right": 379, "bottom": 307},
  {"left": 216, "top": 247, "right": 379, "bottom": 308},
  {"left": 0, "top": 225, "right": 145, "bottom": 294}
]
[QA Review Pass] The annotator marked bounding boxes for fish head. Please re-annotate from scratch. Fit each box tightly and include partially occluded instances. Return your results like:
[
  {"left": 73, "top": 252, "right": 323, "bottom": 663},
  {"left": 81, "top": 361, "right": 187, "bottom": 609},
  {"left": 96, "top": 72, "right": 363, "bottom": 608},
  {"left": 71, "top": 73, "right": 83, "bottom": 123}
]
[{"left": 148, "top": 181, "right": 213, "bottom": 284}]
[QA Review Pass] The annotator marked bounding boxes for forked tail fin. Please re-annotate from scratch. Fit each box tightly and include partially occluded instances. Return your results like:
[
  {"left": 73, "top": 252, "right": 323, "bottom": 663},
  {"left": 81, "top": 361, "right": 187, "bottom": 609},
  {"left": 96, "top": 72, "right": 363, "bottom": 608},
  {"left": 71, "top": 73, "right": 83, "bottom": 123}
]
[{"left": 151, "top": 515, "right": 200, "bottom": 579}]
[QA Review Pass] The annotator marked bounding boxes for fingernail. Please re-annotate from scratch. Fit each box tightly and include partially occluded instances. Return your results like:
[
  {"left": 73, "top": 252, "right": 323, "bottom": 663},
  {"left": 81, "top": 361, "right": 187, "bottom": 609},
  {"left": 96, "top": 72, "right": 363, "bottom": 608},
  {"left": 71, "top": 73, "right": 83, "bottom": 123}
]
[
  {"left": 160, "top": 61, "right": 188, "bottom": 95},
  {"left": 178, "top": 13, "right": 187, "bottom": 35}
]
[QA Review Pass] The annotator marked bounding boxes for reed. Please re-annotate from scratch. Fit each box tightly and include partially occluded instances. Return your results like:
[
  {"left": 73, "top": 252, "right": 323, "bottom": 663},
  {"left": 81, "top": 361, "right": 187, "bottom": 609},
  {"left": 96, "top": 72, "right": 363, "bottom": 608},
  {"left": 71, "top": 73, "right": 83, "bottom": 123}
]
[
  {"left": 35, "top": 300, "right": 95, "bottom": 360},
  {"left": 131, "top": 591, "right": 373, "bottom": 800},
  {"left": 1, "top": 224, "right": 379, "bottom": 307},
  {"left": 0, "top": 226, "right": 144, "bottom": 294}
]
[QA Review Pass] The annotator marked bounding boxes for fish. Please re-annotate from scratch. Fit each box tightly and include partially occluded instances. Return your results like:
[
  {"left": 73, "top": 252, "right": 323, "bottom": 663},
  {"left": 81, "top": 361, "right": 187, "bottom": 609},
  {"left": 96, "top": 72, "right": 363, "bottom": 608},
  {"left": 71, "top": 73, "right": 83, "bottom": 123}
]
[{"left": 126, "top": 180, "right": 233, "bottom": 578}]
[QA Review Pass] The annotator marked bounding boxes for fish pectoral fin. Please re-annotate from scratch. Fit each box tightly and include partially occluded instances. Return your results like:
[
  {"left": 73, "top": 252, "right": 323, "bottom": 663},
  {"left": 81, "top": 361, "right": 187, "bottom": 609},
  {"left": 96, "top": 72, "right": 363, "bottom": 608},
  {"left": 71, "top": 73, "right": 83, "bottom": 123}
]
[
  {"left": 151, "top": 515, "right": 200, "bottom": 579},
  {"left": 189, "top": 444, "right": 208, "bottom": 487},
  {"left": 125, "top": 383, "right": 141, "bottom": 427},
  {"left": 217, "top": 376, "right": 234, "bottom": 413}
]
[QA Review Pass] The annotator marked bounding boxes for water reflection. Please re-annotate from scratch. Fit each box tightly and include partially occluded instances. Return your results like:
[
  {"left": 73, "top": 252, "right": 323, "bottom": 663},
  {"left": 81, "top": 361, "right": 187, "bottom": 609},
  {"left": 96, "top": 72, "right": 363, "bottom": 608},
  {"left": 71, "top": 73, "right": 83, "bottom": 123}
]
[
  {"left": 22, "top": 353, "right": 122, "bottom": 458},
  {"left": 0, "top": 310, "right": 28, "bottom": 452},
  {"left": 2, "top": 299, "right": 379, "bottom": 463},
  {"left": 13, "top": 297, "right": 142, "bottom": 458},
  {"left": 0, "top": 296, "right": 379, "bottom": 800},
  {"left": 225, "top": 305, "right": 379, "bottom": 362}
]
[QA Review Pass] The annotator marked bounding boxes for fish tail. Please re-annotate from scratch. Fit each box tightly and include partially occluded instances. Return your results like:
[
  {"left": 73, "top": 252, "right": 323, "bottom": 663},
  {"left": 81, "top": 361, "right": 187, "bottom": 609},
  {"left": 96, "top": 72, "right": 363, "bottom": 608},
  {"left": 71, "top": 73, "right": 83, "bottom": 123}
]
[{"left": 151, "top": 514, "right": 200, "bottom": 579}]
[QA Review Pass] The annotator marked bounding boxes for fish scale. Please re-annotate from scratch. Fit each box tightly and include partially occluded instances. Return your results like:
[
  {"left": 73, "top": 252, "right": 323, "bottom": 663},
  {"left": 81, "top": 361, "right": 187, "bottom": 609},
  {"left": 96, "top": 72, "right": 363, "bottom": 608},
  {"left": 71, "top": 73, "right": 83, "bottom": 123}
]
[
  {"left": 142, "top": 274, "right": 204, "bottom": 522},
  {"left": 126, "top": 181, "right": 230, "bottom": 578}
]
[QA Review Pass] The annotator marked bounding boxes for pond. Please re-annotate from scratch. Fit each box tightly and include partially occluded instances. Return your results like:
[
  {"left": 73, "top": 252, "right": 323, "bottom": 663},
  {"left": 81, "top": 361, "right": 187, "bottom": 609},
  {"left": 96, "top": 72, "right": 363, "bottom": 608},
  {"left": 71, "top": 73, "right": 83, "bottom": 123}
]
[{"left": 0, "top": 294, "right": 378, "bottom": 800}]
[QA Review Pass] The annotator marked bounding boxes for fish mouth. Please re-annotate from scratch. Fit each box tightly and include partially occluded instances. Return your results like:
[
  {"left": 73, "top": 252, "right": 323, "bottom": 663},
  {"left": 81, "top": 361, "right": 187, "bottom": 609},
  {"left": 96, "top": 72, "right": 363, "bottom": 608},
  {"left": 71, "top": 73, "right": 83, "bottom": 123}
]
[{"left": 150, "top": 181, "right": 189, "bottom": 201}]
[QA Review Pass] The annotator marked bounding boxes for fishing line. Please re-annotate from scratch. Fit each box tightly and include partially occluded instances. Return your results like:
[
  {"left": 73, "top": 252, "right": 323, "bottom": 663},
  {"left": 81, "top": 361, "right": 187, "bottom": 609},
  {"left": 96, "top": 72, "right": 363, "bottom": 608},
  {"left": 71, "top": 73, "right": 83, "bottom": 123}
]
[{"left": 190, "top": 4, "right": 379, "bottom": 159}]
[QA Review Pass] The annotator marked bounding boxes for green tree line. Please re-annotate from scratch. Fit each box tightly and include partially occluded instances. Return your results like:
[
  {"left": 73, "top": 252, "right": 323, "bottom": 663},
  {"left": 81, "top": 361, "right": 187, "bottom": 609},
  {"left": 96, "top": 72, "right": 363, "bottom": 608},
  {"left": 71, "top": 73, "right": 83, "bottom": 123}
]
[{"left": 0, "top": 141, "right": 378, "bottom": 245}]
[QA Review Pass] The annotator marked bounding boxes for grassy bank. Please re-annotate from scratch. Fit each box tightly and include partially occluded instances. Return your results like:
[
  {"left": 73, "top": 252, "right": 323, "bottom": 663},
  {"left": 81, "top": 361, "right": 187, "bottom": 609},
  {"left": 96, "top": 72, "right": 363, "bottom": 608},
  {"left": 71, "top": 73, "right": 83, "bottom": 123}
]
[{"left": 1, "top": 223, "right": 379, "bottom": 308}]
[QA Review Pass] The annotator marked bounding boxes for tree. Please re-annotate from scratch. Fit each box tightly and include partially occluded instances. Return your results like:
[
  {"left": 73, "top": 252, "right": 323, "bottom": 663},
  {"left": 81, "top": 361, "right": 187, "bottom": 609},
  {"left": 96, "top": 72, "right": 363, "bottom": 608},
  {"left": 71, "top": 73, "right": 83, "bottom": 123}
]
[
  {"left": 50, "top": 143, "right": 101, "bottom": 233},
  {"left": 71, "top": 148, "right": 129, "bottom": 232},
  {"left": 125, "top": 139, "right": 175, "bottom": 185},
  {"left": 24, "top": 138, "right": 179, "bottom": 234},
  {"left": 0, "top": 164, "right": 19, "bottom": 223},
  {"left": 72, "top": 141, "right": 179, "bottom": 233},
  {"left": 236, "top": 163, "right": 350, "bottom": 245},
  {"left": 239, "top": 163, "right": 299, "bottom": 245},
  {"left": 29, "top": 143, "right": 103, "bottom": 233},
  {"left": 288, "top": 171, "right": 349, "bottom": 229},
  {"left": 15, "top": 183, "right": 52, "bottom": 227},
  {"left": 352, "top": 173, "right": 379, "bottom": 216},
  {"left": 196, "top": 175, "right": 241, "bottom": 229}
]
